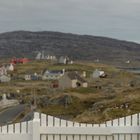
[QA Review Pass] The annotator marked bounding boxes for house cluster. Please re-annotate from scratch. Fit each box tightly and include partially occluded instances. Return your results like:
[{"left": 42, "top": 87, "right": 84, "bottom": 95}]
[
  {"left": 36, "top": 51, "right": 57, "bottom": 61},
  {"left": 35, "top": 51, "right": 73, "bottom": 65},
  {"left": 57, "top": 69, "right": 107, "bottom": 89},
  {"left": 0, "top": 63, "right": 14, "bottom": 83},
  {"left": 43, "top": 70, "right": 88, "bottom": 89},
  {"left": 24, "top": 68, "right": 88, "bottom": 89},
  {"left": 24, "top": 66, "right": 107, "bottom": 90}
]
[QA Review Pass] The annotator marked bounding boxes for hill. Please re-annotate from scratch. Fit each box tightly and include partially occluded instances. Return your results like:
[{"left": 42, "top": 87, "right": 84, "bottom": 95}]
[{"left": 0, "top": 31, "right": 140, "bottom": 67}]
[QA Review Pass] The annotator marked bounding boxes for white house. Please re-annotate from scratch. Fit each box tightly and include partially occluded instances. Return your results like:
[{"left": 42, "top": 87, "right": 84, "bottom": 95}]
[
  {"left": 92, "top": 69, "right": 106, "bottom": 78},
  {"left": 58, "top": 56, "right": 73, "bottom": 64},
  {"left": 6, "top": 63, "right": 14, "bottom": 71},
  {"left": 42, "top": 69, "right": 65, "bottom": 80}
]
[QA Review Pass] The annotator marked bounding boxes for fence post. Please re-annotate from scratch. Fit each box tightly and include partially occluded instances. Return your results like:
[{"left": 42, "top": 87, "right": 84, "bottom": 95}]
[{"left": 32, "top": 112, "right": 40, "bottom": 140}]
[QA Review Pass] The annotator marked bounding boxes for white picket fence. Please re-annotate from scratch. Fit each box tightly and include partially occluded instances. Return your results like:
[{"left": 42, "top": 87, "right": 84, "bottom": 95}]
[{"left": 0, "top": 112, "right": 140, "bottom": 140}]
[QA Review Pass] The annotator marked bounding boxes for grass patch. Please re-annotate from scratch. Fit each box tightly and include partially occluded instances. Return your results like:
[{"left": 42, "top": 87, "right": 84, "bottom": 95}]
[{"left": 66, "top": 87, "right": 98, "bottom": 94}]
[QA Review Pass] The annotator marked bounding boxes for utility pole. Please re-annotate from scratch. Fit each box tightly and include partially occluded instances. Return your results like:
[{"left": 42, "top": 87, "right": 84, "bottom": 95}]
[{"left": 31, "top": 88, "right": 37, "bottom": 111}]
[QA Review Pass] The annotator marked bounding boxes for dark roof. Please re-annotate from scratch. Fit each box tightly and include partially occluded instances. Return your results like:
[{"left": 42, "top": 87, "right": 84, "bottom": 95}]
[
  {"left": 67, "top": 72, "right": 86, "bottom": 83},
  {"left": 49, "top": 70, "right": 63, "bottom": 74},
  {"left": 43, "top": 68, "right": 62, "bottom": 73},
  {"left": 43, "top": 69, "right": 63, "bottom": 75}
]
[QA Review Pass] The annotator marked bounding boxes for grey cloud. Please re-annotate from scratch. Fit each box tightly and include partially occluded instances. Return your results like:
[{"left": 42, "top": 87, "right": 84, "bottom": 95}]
[{"left": 0, "top": 0, "right": 140, "bottom": 42}]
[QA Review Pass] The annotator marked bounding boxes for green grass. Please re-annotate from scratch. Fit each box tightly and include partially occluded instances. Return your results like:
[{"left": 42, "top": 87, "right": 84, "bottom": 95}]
[
  {"left": 40, "top": 97, "right": 86, "bottom": 117},
  {"left": 66, "top": 87, "right": 98, "bottom": 94},
  {"left": 106, "top": 108, "right": 129, "bottom": 119}
]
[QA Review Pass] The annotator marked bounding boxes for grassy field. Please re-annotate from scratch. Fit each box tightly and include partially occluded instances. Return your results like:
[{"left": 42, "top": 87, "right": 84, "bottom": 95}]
[{"left": 0, "top": 59, "right": 140, "bottom": 123}]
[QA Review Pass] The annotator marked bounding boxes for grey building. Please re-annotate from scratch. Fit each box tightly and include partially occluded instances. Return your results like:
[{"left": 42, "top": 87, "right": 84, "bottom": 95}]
[
  {"left": 58, "top": 56, "right": 74, "bottom": 64},
  {"left": 42, "top": 69, "right": 65, "bottom": 80},
  {"left": 59, "top": 72, "right": 88, "bottom": 89}
]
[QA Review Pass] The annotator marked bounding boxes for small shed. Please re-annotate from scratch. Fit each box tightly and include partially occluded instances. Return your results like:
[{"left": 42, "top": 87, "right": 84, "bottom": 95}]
[
  {"left": 25, "top": 74, "right": 32, "bottom": 80},
  {"left": 25, "top": 73, "right": 39, "bottom": 81}
]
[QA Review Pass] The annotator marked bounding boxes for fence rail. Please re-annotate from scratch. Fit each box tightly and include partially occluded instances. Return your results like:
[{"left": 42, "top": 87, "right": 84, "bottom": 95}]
[{"left": 0, "top": 112, "right": 140, "bottom": 140}]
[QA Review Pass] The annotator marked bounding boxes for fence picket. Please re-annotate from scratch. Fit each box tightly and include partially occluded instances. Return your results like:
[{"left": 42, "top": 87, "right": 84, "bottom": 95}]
[
  {"left": 106, "top": 136, "right": 113, "bottom": 140},
  {"left": 2, "top": 125, "right": 7, "bottom": 134},
  {"left": 41, "top": 135, "right": 46, "bottom": 140},
  {"left": 48, "top": 135, "right": 54, "bottom": 140},
  {"left": 119, "top": 134, "right": 125, "bottom": 140},
  {"left": 119, "top": 117, "right": 125, "bottom": 126},
  {"left": 125, "top": 134, "right": 131, "bottom": 140},
  {"left": 9, "top": 124, "right": 14, "bottom": 133},
  {"left": 132, "top": 114, "right": 138, "bottom": 126},
  {"left": 21, "top": 122, "right": 27, "bottom": 133},
  {"left": 132, "top": 134, "right": 138, "bottom": 140},
  {"left": 15, "top": 123, "right": 20, "bottom": 133},
  {"left": 54, "top": 118, "right": 60, "bottom": 127},
  {"left": 94, "top": 136, "right": 100, "bottom": 140},
  {"left": 74, "top": 135, "right": 80, "bottom": 140},
  {"left": 60, "top": 134, "right": 67, "bottom": 140},
  {"left": 87, "top": 135, "right": 92, "bottom": 140},
  {"left": 81, "top": 135, "right": 87, "bottom": 140},
  {"left": 54, "top": 135, "right": 60, "bottom": 140},
  {"left": 113, "top": 135, "right": 119, "bottom": 140},
  {"left": 41, "top": 114, "right": 47, "bottom": 127},
  {"left": 100, "top": 136, "right": 106, "bottom": 140},
  {"left": 48, "top": 116, "right": 54, "bottom": 127}
]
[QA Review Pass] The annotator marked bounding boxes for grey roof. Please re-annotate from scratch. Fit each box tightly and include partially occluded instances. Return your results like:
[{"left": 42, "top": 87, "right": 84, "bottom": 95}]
[
  {"left": 43, "top": 69, "right": 63, "bottom": 76},
  {"left": 67, "top": 72, "right": 86, "bottom": 83},
  {"left": 49, "top": 70, "right": 63, "bottom": 74}
]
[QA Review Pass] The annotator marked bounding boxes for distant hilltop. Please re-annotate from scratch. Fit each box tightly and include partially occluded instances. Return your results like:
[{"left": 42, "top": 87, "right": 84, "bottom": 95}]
[{"left": 0, "top": 31, "right": 140, "bottom": 67}]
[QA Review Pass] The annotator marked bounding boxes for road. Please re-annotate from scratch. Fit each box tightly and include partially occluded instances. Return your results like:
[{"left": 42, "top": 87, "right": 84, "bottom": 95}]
[
  {"left": 21, "top": 111, "right": 34, "bottom": 122},
  {"left": 0, "top": 104, "right": 27, "bottom": 125}
]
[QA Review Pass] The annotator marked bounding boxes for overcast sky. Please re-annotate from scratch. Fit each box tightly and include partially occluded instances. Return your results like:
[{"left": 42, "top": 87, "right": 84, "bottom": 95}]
[{"left": 0, "top": 0, "right": 140, "bottom": 43}]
